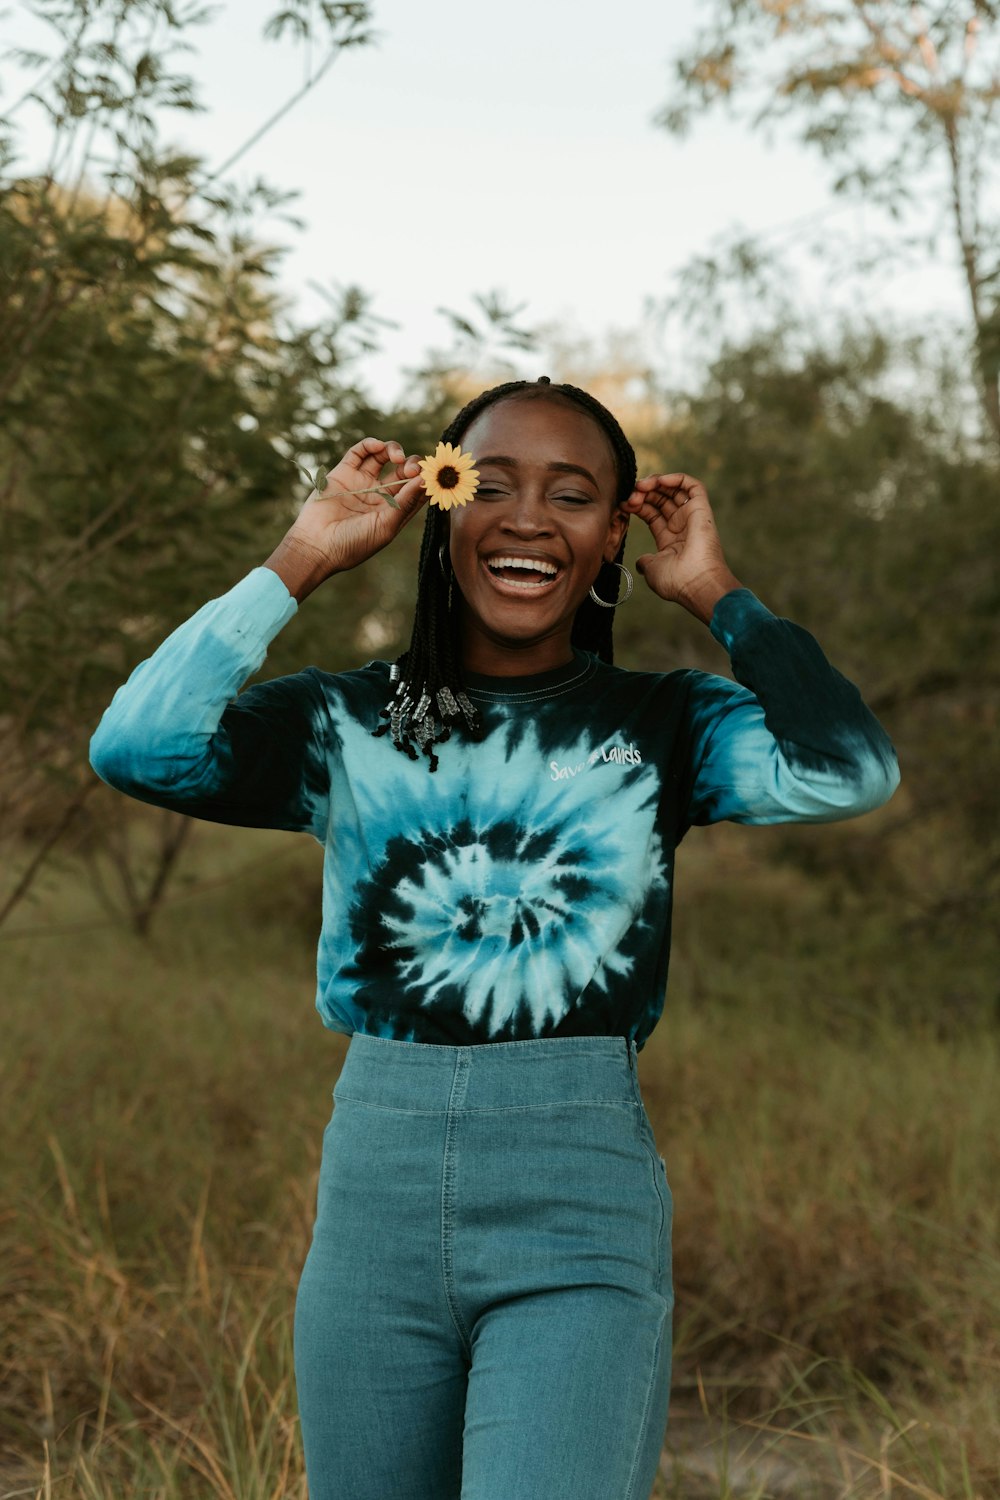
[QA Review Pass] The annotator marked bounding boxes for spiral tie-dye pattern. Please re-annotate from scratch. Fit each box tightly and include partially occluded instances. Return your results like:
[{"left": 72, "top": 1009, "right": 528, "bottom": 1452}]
[{"left": 86, "top": 566, "right": 901, "bottom": 1049}]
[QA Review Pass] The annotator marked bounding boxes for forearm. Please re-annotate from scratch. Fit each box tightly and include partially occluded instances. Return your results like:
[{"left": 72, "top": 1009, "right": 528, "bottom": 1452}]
[
  {"left": 263, "top": 532, "right": 332, "bottom": 604},
  {"left": 676, "top": 567, "right": 746, "bottom": 628},
  {"left": 89, "top": 567, "right": 298, "bottom": 795},
  {"left": 683, "top": 588, "right": 901, "bottom": 826}
]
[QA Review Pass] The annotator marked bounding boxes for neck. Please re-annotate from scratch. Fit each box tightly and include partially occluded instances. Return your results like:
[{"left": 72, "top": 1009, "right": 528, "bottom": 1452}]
[{"left": 460, "top": 623, "right": 575, "bottom": 678}]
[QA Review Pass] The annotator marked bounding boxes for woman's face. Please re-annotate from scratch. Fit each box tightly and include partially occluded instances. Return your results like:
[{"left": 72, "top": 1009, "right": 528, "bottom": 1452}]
[{"left": 445, "top": 395, "right": 629, "bottom": 675}]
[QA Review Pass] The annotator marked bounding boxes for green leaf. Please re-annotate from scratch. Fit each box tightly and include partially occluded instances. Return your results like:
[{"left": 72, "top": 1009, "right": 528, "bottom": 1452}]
[
  {"left": 313, "top": 466, "right": 327, "bottom": 493},
  {"left": 382, "top": 490, "right": 400, "bottom": 509},
  {"left": 285, "top": 454, "right": 312, "bottom": 484}
]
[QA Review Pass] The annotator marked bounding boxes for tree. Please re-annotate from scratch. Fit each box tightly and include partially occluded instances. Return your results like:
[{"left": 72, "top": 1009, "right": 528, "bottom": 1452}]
[
  {"left": 638, "top": 298, "right": 1000, "bottom": 940},
  {"left": 651, "top": 0, "right": 1000, "bottom": 452},
  {"left": 398, "top": 289, "right": 544, "bottom": 409},
  {"left": 0, "top": 0, "right": 404, "bottom": 930}
]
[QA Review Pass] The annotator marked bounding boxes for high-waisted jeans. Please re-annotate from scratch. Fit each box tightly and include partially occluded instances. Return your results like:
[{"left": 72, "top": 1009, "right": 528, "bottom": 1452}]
[{"left": 293, "top": 1032, "right": 674, "bottom": 1500}]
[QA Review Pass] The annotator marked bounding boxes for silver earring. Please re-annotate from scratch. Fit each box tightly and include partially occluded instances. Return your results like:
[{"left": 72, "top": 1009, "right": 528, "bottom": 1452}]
[
  {"left": 438, "top": 543, "right": 450, "bottom": 577},
  {"left": 589, "top": 561, "right": 633, "bottom": 608}
]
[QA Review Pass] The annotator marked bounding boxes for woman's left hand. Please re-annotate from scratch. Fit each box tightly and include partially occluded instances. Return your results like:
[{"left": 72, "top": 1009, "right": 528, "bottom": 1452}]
[{"left": 619, "top": 472, "right": 742, "bottom": 619}]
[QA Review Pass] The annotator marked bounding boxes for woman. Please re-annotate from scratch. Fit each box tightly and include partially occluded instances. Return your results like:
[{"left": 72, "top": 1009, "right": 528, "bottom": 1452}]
[{"left": 89, "top": 376, "right": 901, "bottom": 1500}]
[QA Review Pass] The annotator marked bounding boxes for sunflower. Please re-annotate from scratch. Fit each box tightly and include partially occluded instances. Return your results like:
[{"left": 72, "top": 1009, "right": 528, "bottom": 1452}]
[{"left": 418, "top": 442, "right": 480, "bottom": 510}]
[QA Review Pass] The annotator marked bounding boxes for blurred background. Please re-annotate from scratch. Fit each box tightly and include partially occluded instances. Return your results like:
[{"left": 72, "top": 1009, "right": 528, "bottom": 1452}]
[{"left": 1, "top": 1, "right": 997, "bottom": 1495}]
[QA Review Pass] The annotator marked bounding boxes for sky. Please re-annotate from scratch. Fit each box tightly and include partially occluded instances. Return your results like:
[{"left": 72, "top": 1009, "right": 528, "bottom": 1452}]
[{"left": 3, "top": 0, "right": 969, "bottom": 409}]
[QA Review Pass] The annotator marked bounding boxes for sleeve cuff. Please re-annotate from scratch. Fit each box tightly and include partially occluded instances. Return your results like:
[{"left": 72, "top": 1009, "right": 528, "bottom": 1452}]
[
  {"left": 211, "top": 565, "right": 299, "bottom": 648},
  {"left": 708, "top": 587, "right": 776, "bottom": 654}
]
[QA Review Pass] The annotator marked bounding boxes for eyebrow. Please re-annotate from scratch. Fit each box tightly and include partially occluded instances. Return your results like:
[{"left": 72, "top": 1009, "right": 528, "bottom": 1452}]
[{"left": 475, "top": 455, "right": 599, "bottom": 489}]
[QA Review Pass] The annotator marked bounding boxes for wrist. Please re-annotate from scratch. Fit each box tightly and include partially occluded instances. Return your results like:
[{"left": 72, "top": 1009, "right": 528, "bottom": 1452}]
[
  {"left": 678, "top": 568, "right": 744, "bottom": 628},
  {"left": 263, "top": 532, "right": 332, "bottom": 604}
]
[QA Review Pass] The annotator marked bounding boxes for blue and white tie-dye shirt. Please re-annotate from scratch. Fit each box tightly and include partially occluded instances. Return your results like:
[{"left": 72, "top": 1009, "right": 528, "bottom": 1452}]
[{"left": 89, "top": 565, "right": 900, "bottom": 1051}]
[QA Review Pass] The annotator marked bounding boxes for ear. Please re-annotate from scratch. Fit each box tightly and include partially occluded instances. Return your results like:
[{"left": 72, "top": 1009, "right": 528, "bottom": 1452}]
[{"left": 603, "top": 507, "right": 629, "bottom": 565}]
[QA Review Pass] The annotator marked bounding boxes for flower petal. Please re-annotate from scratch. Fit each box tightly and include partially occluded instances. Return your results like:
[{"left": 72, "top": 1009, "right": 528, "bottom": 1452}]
[{"left": 419, "top": 441, "right": 479, "bottom": 508}]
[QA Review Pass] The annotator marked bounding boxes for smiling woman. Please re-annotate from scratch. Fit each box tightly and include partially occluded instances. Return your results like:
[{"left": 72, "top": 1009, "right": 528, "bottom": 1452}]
[
  {"left": 372, "top": 376, "right": 640, "bottom": 768},
  {"left": 87, "top": 374, "right": 901, "bottom": 1500},
  {"left": 445, "top": 393, "right": 629, "bottom": 664}
]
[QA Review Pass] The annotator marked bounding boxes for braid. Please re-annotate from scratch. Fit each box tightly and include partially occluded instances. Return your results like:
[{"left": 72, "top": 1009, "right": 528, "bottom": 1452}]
[{"left": 371, "top": 375, "right": 637, "bottom": 772}]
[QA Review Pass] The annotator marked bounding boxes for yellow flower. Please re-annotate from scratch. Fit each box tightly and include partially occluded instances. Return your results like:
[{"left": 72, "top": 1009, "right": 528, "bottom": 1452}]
[{"left": 418, "top": 441, "right": 480, "bottom": 510}]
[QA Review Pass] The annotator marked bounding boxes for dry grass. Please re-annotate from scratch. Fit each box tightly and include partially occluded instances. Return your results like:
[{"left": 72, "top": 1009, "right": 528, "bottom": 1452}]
[{"left": 1, "top": 814, "right": 996, "bottom": 1498}]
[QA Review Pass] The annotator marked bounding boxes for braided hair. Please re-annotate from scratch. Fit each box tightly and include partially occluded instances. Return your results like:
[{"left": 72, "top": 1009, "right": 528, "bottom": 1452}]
[{"left": 371, "top": 376, "right": 638, "bottom": 771}]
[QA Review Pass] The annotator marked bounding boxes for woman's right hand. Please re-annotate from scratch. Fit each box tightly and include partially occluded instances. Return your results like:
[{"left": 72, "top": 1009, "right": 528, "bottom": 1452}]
[{"left": 274, "top": 436, "right": 429, "bottom": 593}]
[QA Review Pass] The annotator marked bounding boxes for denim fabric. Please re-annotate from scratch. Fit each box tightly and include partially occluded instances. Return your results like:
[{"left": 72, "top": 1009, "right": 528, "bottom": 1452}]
[{"left": 294, "top": 1032, "right": 673, "bottom": 1500}]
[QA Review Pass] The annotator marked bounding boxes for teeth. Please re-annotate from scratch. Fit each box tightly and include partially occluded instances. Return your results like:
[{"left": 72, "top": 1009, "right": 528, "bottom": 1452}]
[
  {"left": 486, "top": 556, "right": 558, "bottom": 576},
  {"left": 492, "top": 576, "right": 552, "bottom": 589}
]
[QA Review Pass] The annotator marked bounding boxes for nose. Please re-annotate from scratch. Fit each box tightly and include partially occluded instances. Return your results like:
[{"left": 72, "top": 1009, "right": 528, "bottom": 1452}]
[{"left": 501, "top": 484, "right": 554, "bottom": 536}]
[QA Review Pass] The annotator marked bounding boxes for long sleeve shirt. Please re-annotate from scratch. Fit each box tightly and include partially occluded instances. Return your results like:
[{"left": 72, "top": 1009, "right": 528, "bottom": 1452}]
[{"left": 88, "top": 566, "right": 901, "bottom": 1051}]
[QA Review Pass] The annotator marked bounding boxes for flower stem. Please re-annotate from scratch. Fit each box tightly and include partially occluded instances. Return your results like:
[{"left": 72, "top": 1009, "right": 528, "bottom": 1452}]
[
  {"left": 310, "top": 477, "right": 407, "bottom": 509},
  {"left": 288, "top": 454, "right": 408, "bottom": 508}
]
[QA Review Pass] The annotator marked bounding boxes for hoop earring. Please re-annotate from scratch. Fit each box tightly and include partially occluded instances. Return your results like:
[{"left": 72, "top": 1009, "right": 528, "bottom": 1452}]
[
  {"left": 589, "top": 561, "right": 633, "bottom": 608},
  {"left": 438, "top": 543, "right": 450, "bottom": 577}
]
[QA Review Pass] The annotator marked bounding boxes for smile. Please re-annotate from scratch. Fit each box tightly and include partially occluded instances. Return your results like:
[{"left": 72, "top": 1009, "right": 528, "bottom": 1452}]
[{"left": 480, "top": 558, "right": 565, "bottom": 598}]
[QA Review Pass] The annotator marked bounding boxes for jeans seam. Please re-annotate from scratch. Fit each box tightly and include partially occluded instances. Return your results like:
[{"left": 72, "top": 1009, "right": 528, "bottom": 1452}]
[
  {"left": 346, "top": 1034, "right": 622, "bottom": 1056},
  {"left": 631, "top": 1100, "right": 667, "bottom": 1286},
  {"left": 440, "top": 1053, "right": 474, "bottom": 1361},
  {"left": 330, "top": 1093, "right": 636, "bottom": 1116},
  {"left": 623, "top": 1311, "right": 666, "bottom": 1500}
]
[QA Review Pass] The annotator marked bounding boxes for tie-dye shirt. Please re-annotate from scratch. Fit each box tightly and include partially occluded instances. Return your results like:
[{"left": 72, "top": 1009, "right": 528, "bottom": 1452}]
[{"left": 89, "top": 565, "right": 900, "bottom": 1051}]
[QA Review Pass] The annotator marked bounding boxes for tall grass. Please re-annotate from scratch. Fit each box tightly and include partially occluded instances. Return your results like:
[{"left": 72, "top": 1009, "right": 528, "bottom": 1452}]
[{"left": 1, "top": 815, "right": 996, "bottom": 1498}]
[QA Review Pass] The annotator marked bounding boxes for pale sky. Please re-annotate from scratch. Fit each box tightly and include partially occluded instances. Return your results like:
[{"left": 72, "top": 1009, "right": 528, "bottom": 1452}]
[{"left": 4, "top": 0, "right": 968, "bottom": 409}]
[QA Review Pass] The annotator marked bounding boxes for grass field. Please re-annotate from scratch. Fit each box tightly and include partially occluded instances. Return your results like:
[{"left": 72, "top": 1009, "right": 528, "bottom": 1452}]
[{"left": 1, "top": 811, "right": 997, "bottom": 1498}]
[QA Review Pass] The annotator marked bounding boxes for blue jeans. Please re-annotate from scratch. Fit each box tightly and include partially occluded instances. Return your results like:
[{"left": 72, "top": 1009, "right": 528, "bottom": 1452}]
[{"left": 294, "top": 1033, "right": 674, "bottom": 1500}]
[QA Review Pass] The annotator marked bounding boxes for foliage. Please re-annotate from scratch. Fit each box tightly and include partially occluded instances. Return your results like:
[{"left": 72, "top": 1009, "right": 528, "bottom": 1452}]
[
  {"left": 0, "top": 0, "right": 424, "bottom": 928},
  {"left": 2, "top": 4, "right": 996, "bottom": 1495},
  {"left": 3, "top": 0, "right": 998, "bottom": 955},
  {"left": 652, "top": 0, "right": 1000, "bottom": 449},
  {"left": 628, "top": 240, "right": 1000, "bottom": 940}
]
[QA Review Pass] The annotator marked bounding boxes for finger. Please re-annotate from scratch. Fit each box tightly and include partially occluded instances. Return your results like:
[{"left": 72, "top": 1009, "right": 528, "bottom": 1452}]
[
  {"left": 633, "top": 476, "right": 690, "bottom": 503},
  {"left": 384, "top": 455, "right": 426, "bottom": 490},
  {"left": 394, "top": 452, "right": 423, "bottom": 479},
  {"left": 622, "top": 495, "right": 691, "bottom": 551},
  {"left": 386, "top": 467, "right": 427, "bottom": 496},
  {"left": 621, "top": 492, "right": 685, "bottom": 515},
  {"left": 637, "top": 472, "right": 694, "bottom": 489},
  {"left": 381, "top": 471, "right": 424, "bottom": 497},
  {"left": 387, "top": 471, "right": 428, "bottom": 519},
  {"left": 645, "top": 474, "right": 714, "bottom": 511},
  {"left": 343, "top": 436, "right": 404, "bottom": 481},
  {"left": 620, "top": 495, "right": 688, "bottom": 530},
  {"left": 344, "top": 436, "right": 390, "bottom": 466},
  {"left": 621, "top": 494, "right": 687, "bottom": 530},
  {"left": 377, "top": 441, "right": 414, "bottom": 488}
]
